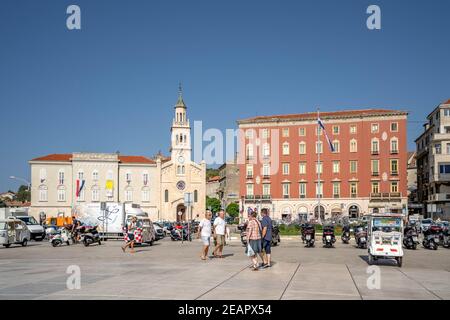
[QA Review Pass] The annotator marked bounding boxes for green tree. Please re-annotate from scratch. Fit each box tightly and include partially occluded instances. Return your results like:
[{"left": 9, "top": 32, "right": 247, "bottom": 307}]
[
  {"left": 206, "top": 196, "right": 221, "bottom": 214},
  {"left": 16, "top": 185, "right": 30, "bottom": 202},
  {"left": 206, "top": 168, "right": 220, "bottom": 180},
  {"left": 226, "top": 203, "right": 240, "bottom": 218}
]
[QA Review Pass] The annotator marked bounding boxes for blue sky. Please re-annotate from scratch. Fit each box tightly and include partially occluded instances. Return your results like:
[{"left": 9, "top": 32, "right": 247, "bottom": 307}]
[{"left": 0, "top": 0, "right": 449, "bottom": 192}]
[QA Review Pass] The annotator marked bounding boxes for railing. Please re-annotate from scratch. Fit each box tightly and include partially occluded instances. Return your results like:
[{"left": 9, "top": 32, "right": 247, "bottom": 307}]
[
  {"left": 371, "top": 150, "right": 379, "bottom": 155},
  {"left": 370, "top": 192, "right": 402, "bottom": 202}
]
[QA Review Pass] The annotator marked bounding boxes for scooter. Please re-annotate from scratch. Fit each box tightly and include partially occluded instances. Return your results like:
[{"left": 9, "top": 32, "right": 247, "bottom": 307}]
[
  {"left": 49, "top": 227, "right": 71, "bottom": 247},
  {"left": 354, "top": 225, "right": 368, "bottom": 249},
  {"left": 341, "top": 225, "right": 351, "bottom": 244},
  {"left": 237, "top": 222, "right": 248, "bottom": 246},
  {"left": 423, "top": 225, "right": 441, "bottom": 250},
  {"left": 301, "top": 223, "right": 315, "bottom": 247},
  {"left": 169, "top": 225, "right": 191, "bottom": 241},
  {"left": 81, "top": 226, "right": 101, "bottom": 247},
  {"left": 322, "top": 225, "right": 336, "bottom": 248},
  {"left": 441, "top": 227, "right": 450, "bottom": 248},
  {"left": 403, "top": 225, "right": 419, "bottom": 250}
]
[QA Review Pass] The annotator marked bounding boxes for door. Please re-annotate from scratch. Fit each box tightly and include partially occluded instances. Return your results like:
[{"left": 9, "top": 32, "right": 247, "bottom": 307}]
[
  {"left": 176, "top": 204, "right": 186, "bottom": 222},
  {"left": 7, "top": 222, "right": 15, "bottom": 243}
]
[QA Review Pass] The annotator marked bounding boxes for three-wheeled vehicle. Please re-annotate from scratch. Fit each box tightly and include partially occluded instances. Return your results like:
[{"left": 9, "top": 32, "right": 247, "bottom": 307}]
[
  {"left": 123, "top": 216, "right": 156, "bottom": 246},
  {"left": 367, "top": 213, "right": 404, "bottom": 267},
  {"left": 0, "top": 217, "right": 31, "bottom": 248}
]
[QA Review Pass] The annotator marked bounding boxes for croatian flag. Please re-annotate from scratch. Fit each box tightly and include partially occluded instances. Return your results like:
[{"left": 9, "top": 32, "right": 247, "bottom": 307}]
[
  {"left": 318, "top": 117, "right": 335, "bottom": 152},
  {"left": 76, "top": 179, "right": 85, "bottom": 197}
]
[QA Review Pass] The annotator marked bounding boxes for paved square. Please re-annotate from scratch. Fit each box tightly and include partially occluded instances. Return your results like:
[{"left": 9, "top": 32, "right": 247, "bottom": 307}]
[{"left": 0, "top": 237, "right": 449, "bottom": 300}]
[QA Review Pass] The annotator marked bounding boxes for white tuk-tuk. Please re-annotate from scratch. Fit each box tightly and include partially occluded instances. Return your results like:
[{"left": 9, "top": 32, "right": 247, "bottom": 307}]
[
  {"left": 0, "top": 217, "right": 31, "bottom": 248},
  {"left": 368, "top": 213, "right": 404, "bottom": 267}
]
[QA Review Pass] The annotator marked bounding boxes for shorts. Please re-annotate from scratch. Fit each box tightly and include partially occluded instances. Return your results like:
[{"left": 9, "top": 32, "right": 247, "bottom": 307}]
[
  {"left": 127, "top": 233, "right": 135, "bottom": 241},
  {"left": 215, "top": 234, "right": 225, "bottom": 246},
  {"left": 249, "top": 239, "right": 262, "bottom": 254},
  {"left": 262, "top": 239, "right": 271, "bottom": 254},
  {"left": 201, "top": 236, "right": 210, "bottom": 246}
]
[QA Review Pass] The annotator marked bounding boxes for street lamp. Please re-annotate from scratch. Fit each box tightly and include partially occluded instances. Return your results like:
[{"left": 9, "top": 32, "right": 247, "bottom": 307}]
[{"left": 9, "top": 176, "right": 31, "bottom": 191}]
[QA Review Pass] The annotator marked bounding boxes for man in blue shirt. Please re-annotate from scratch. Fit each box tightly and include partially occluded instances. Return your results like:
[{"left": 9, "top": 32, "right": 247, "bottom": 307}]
[{"left": 260, "top": 208, "right": 272, "bottom": 268}]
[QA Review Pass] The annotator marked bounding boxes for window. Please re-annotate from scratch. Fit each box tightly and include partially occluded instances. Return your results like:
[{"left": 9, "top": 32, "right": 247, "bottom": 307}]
[
  {"left": 333, "top": 182, "right": 340, "bottom": 198},
  {"left": 390, "top": 159, "right": 399, "bottom": 175},
  {"left": 92, "top": 170, "right": 99, "bottom": 182},
  {"left": 282, "top": 183, "right": 290, "bottom": 198},
  {"left": 332, "top": 140, "right": 340, "bottom": 153},
  {"left": 246, "top": 144, "right": 254, "bottom": 159},
  {"left": 390, "top": 182, "right": 398, "bottom": 193},
  {"left": 350, "top": 125, "right": 357, "bottom": 134},
  {"left": 126, "top": 172, "right": 132, "bottom": 182},
  {"left": 142, "top": 189, "right": 150, "bottom": 202},
  {"left": 77, "top": 170, "right": 84, "bottom": 181},
  {"left": 246, "top": 164, "right": 253, "bottom": 178},
  {"left": 371, "top": 160, "right": 379, "bottom": 175},
  {"left": 299, "top": 127, "right": 306, "bottom": 136},
  {"left": 435, "top": 144, "right": 442, "bottom": 154},
  {"left": 282, "top": 163, "right": 290, "bottom": 175},
  {"left": 316, "top": 161, "right": 323, "bottom": 174},
  {"left": 299, "top": 142, "right": 306, "bottom": 154},
  {"left": 246, "top": 184, "right": 254, "bottom": 196},
  {"left": 245, "top": 129, "right": 254, "bottom": 139},
  {"left": 316, "top": 183, "right": 323, "bottom": 198},
  {"left": 299, "top": 162, "right": 306, "bottom": 174},
  {"left": 164, "top": 190, "right": 169, "bottom": 202},
  {"left": 263, "top": 143, "right": 270, "bottom": 157},
  {"left": 390, "top": 138, "right": 398, "bottom": 153},
  {"left": 332, "top": 161, "right": 340, "bottom": 173},
  {"left": 39, "top": 186, "right": 47, "bottom": 202},
  {"left": 263, "top": 184, "right": 270, "bottom": 196},
  {"left": 371, "top": 123, "right": 379, "bottom": 133},
  {"left": 371, "top": 182, "right": 380, "bottom": 194},
  {"left": 316, "top": 126, "right": 323, "bottom": 135},
  {"left": 57, "top": 188, "right": 66, "bottom": 202},
  {"left": 143, "top": 173, "right": 149, "bottom": 185},
  {"left": 78, "top": 189, "right": 85, "bottom": 202},
  {"left": 58, "top": 170, "right": 65, "bottom": 185},
  {"left": 92, "top": 189, "right": 100, "bottom": 202},
  {"left": 125, "top": 189, "right": 133, "bottom": 202},
  {"left": 350, "top": 139, "right": 357, "bottom": 152},
  {"left": 371, "top": 139, "right": 379, "bottom": 154},
  {"left": 262, "top": 129, "right": 269, "bottom": 139},
  {"left": 282, "top": 128, "right": 289, "bottom": 137},
  {"left": 446, "top": 143, "right": 450, "bottom": 154},
  {"left": 350, "top": 182, "right": 358, "bottom": 198},
  {"left": 439, "top": 164, "right": 450, "bottom": 174},
  {"left": 181, "top": 165, "right": 185, "bottom": 174},
  {"left": 39, "top": 168, "right": 47, "bottom": 182},
  {"left": 263, "top": 164, "right": 270, "bottom": 177},
  {"left": 194, "top": 190, "right": 198, "bottom": 202},
  {"left": 350, "top": 160, "right": 358, "bottom": 173},
  {"left": 391, "top": 122, "right": 398, "bottom": 132},
  {"left": 332, "top": 125, "right": 340, "bottom": 135},
  {"left": 299, "top": 183, "right": 306, "bottom": 198},
  {"left": 282, "top": 142, "right": 290, "bottom": 155},
  {"left": 316, "top": 141, "right": 323, "bottom": 154},
  {"left": 445, "top": 109, "right": 450, "bottom": 117}
]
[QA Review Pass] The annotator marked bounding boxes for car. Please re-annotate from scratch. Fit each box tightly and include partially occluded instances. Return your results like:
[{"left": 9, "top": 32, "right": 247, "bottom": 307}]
[
  {"left": 153, "top": 223, "right": 165, "bottom": 240},
  {"left": 421, "top": 218, "right": 433, "bottom": 232},
  {"left": 16, "top": 216, "right": 45, "bottom": 241}
]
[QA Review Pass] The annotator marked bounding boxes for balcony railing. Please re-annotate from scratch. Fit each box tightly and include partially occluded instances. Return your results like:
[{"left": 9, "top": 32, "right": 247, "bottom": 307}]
[
  {"left": 244, "top": 195, "right": 272, "bottom": 203},
  {"left": 246, "top": 174, "right": 253, "bottom": 179},
  {"left": 372, "top": 171, "right": 379, "bottom": 176},
  {"left": 391, "top": 171, "right": 399, "bottom": 176},
  {"left": 370, "top": 192, "right": 402, "bottom": 202},
  {"left": 371, "top": 150, "right": 379, "bottom": 155},
  {"left": 390, "top": 149, "right": 399, "bottom": 155},
  {"left": 428, "top": 193, "right": 450, "bottom": 202}
]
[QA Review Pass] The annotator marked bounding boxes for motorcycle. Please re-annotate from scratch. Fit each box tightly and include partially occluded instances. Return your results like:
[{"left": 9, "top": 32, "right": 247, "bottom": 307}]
[
  {"left": 354, "top": 225, "right": 368, "bottom": 249},
  {"left": 423, "top": 224, "right": 441, "bottom": 250},
  {"left": 80, "top": 226, "right": 101, "bottom": 247},
  {"left": 441, "top": 227, "right": 450, "bottom": 248},
  {"left": 403, "top": 225, "right": 419, "bottom": 250},
  {"left": 322, "top": 225, "right": 336, "bottom": 248},
  {"left": 301, "top": 223, "right": 315, "bottom": 247},
  {"left": 49, "top": 227, "right": 71, "bottom": 247},
  {"left": 341, "top": 225, "right": 351, "bottom": 244},
  {"left": 169, "top": 225, "right": 191, "bottom": 241},
  {"left": 237, "top": 222, "right": 248, "bottom": 246}
]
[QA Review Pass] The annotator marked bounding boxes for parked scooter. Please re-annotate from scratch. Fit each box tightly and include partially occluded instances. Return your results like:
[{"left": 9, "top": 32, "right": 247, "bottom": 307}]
[
  {"left": 403, "top": 224, "right": 419, "bottom": 250},
  {"left": 169, "top": 224, "right": 191, "bottom": 241},
  {"left": 301, "top": 223, "right": 315, "bottom": 247},
  {"left": 354, "top": 225, "right": 368, "bottom": 249},
  {"left": 441, "top": 227, "right": 450, "bottom": 248},
  {"left": 341, "top": 225, "right": 351, "bottom": 244},
  {"left": 237, "top": 222, "right": 248, "bottom": 246},
  {"left": 422, "top": 224, "right": 441, "bottom": 250},
  {"left": 80, "top": 226, "right": 101, "bottom": 246},
  {"left": 322, "top": 225, "right": 336, "bottom": 247},
  {"left": 49, "top": 227, "right": 71, "bottom": 247}
]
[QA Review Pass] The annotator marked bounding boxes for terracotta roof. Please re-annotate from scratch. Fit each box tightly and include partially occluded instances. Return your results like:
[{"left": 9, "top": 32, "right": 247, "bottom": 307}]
[
  {"left": 208, "top": 175, "right": 220, "bottom": 182},
  {"left": 4, "top": 201, "right": 31, "bottom": 207},
  {"left": 443, "top": 99, "right": 450, "bottom": 105},
  {"left": 238, "top": 109, "right": 407, "bottom": 124},
  {"left": 30, "top": 153, "right": 154, "bottom": 164}
]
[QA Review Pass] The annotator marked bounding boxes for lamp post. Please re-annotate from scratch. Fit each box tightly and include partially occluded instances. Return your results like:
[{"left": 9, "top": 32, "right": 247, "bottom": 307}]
[{"left": 9, "top": 176, "right": 31, "bottom": 191}]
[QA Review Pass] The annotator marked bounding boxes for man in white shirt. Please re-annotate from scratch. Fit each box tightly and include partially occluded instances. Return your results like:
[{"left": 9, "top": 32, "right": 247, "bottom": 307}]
[
  {"left": 213, "top": 210, "right": 226, "bottom": 258},
  {"left": 197, "top": 210, "right": 212, "bottom": 260}
]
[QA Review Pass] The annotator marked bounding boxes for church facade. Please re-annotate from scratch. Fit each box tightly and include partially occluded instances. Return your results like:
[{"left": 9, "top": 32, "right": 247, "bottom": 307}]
[{"left": 28, "top": 91, "right": 206, "bottom": 222}]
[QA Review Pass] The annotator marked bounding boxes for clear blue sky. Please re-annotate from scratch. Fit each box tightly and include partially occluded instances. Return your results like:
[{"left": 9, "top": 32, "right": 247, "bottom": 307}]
[{"left": 0, "top": 0, "right": 449, "bottom": 192}]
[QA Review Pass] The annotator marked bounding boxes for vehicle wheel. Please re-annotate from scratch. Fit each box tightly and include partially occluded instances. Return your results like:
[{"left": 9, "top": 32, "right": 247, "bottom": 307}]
[
  {"left": 66, "top": 241, "right": 70, "bottom": 246},
  {"left": 412, "top": 243, "right": 417, "bottom": 250},
  {"left": 149, "top": 241, "right": 154, "bottom": 246},
  {"left": 98, "top": 241, "right": 101, "bottom": 245},
  {"left": 396, "top": 257, "right": 403, "bottom": 267},
  {"left": 52, "top": 240, "right": 61, "bottom": 247},
  {"left": 3, "top": 244, "right": 11, "bottom": 248},
  {"left": 22, "top": 239, "right": 28, "bottom": 247},
  {"left": 433, "top": 243, "right": 438, "bottom": 250},
  {"left": 368, "top": 254, "right": 373, "bottom": 265},
  {"left": 84, "top": 240, "right": 89, "bottom": 247}
]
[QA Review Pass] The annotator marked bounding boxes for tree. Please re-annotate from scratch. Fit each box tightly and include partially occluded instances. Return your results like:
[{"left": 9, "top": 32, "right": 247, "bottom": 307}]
[
  {"left": 206, "top": 196, "right": 221, "bottom": 214},
  {"left": 16, "top": 185, "right": 30, "bottom": 202},
  {"left": 206, "top": 168, "right": 220, "bottom": 180},
  {"left": 226, "top": 203, "right": 240, "bottom": 218}
]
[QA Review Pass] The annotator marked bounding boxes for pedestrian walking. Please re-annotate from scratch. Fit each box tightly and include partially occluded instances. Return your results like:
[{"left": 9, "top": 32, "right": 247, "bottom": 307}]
[
  {"left": 212, "top": 210, "right": 226, "bottom": 258},
  {"left": 246, "top": 211, "right": 263, "bottom": 271},
  {"left": 197, "top": 210, "right": 212, "bottom": 260},
  {"left": 260, "top": 208, "right": 272, "bottom": 268},
  {"left": 122, "top": 216, "right": 137, "bottom": 253}
]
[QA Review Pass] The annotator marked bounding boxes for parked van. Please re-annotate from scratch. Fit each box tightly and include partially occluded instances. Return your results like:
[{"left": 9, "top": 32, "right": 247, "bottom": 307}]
[
  {"left": 16, "top": 215, "right": 45, "bottom": 241},
  {"left": 0, "top": 218, "right": 31, "bottom": 248}
]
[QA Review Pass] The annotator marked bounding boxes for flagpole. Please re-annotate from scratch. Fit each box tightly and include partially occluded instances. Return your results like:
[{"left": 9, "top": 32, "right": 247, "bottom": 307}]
[{"left": 317, "top": 107, "right": 321, "bottom": 225}]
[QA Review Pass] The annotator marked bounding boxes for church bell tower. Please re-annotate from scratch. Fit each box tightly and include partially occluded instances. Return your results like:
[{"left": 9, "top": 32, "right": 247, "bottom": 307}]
[{"left": 170, "top": 84, "right": 192, "bottom": 165}]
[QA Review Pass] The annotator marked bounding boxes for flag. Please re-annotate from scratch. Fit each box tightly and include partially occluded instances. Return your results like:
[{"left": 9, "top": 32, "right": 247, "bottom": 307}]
[
  {"left": 318, "top": 117, "right": 335, "bottom": 152},
  {"left": 76, "top": 179, "right": 85, "bottom": 197}
]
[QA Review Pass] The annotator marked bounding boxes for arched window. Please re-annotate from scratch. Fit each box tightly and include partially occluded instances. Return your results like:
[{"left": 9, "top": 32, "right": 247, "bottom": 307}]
[
  {"left": 350, "top": 139, "right": 358, "bottom": 152},
  {"left": 181, "top": 165, "right": 185, "bottom": 174},
  {"left": 194, "top": 190, "right": 198, "bottom": 202},
  {"left": 164, "top": 189, "right": 169, "bottom": 202}
]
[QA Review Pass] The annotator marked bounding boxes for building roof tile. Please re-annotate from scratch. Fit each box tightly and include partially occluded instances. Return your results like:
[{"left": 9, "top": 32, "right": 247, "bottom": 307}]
[{"left": 30, "top": 153, "right": 155, "bottom": 164}]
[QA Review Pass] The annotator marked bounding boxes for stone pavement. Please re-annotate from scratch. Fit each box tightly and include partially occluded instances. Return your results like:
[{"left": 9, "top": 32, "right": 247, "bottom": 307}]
[{"left": 0, "top": 237, "right": 449, "bottom": 300}]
